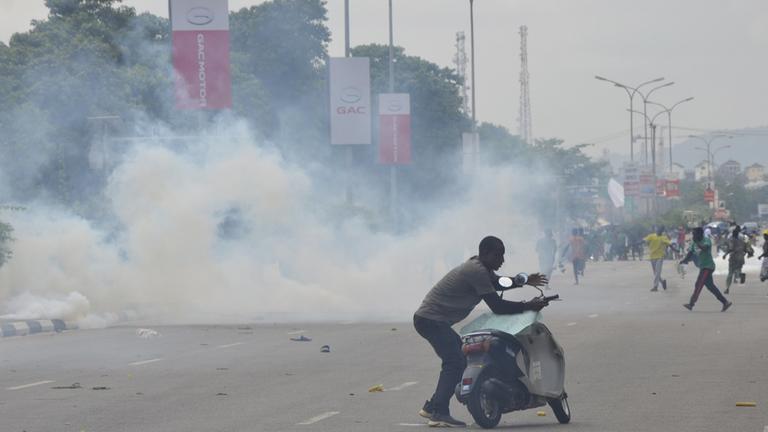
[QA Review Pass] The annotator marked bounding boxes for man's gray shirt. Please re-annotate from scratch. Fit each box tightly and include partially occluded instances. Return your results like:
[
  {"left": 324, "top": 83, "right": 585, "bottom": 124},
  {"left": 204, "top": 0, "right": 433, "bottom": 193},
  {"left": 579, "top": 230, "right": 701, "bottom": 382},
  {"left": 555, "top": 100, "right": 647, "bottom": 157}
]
[{"left": 415, "top": 257, "right": 496, "bottom": 325}]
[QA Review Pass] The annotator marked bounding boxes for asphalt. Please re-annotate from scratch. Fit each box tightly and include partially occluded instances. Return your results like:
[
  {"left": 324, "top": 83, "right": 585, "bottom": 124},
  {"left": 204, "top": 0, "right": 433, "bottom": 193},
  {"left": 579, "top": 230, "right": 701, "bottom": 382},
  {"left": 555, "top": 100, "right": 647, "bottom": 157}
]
[{"left": 1, "top": 259, "right": 767, "bottom": 432}]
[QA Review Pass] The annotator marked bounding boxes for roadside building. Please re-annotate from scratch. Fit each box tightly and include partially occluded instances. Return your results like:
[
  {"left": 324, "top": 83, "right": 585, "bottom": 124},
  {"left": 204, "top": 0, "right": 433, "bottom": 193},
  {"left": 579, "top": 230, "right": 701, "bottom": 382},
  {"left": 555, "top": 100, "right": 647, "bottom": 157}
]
[
  {"left": 745, "top": 163, "right": 765, "bottom": 183},
  {"left": 695, "top": 160, "right": 713, "bottom": 182},
  {"left": 718, "top": 160, "right": 741, "bottom": 182}
]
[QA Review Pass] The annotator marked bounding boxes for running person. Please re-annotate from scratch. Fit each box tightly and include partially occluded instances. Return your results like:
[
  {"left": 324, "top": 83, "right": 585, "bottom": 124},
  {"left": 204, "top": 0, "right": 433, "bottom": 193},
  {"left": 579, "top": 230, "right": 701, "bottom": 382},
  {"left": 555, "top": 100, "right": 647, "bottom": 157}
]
[
  {"left": 722, "top": 225, "right": 754, "bottom": 294},
  {"left": 680, "top": 227, "right": 733, "bottom": 312},
  {"left": 644, "top": 226, "right": 671, "bottom": 292}
]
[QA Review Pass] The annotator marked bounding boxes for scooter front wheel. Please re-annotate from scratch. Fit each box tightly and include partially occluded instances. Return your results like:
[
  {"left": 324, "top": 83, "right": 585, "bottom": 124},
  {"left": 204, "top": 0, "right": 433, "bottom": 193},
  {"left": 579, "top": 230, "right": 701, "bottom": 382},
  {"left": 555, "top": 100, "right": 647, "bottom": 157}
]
[
  {"left": 547, "top": 395, "right": 571, "bottom": 424},
  {"left": 467, "top": 378, "right": 502, "bottom": 429}
]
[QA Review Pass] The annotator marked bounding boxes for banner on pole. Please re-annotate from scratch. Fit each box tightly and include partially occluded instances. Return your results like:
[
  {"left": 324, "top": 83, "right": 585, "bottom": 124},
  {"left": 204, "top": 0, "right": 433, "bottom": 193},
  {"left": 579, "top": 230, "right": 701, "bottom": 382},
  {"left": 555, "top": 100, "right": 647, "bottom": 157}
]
[
  {"left": 665, "top": 178, "right": 680, "bottom": 199},
  {"left": 171, "top": 0, "right": 231, "bottom": 109},
  {"left": 329, "top": 57, "right": 371, "bottom": 145},
  {"left": 378, "top": 94, "right": 411, "bottom": 164},
  {"left": 638, "top": 166, "right": 655, "bottom": 198}
]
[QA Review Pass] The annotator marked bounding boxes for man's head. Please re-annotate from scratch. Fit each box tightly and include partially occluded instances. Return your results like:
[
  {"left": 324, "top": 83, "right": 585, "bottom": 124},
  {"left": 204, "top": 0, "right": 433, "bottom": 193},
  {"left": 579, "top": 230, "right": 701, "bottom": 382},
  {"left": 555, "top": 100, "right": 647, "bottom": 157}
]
[
  {"left": 732, "top": 225, "right": 741, "bottom": 238},
  {"left": 692, "top": 227, "right": 704, "bottom": 242},
  {"left": 478, "top": 236, "right": 505, "bottom": 271},
  {"left": 656, "top": 225, "right": 665, "bottom": 236}
]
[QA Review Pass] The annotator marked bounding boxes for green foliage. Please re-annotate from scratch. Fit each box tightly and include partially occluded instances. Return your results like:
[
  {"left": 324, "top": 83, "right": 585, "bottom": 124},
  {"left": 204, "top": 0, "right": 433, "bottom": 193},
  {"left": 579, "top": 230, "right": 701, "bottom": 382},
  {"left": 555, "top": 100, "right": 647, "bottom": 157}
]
[{"left": 0, "top": 219, "right": 13, "bottom": 268}]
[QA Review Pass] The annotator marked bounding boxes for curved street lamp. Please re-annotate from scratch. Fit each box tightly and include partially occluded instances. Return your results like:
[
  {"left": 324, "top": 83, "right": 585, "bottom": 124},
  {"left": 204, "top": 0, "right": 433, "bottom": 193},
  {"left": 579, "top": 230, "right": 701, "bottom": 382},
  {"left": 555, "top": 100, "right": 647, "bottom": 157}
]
[
  {"left": 595, "top": 75, "right": 664, "bottom": 161},
  {"left": 690, "top": 134, "right": 732, "bottom": 191},
  {"left": 647, "top": 97, "right": 695, "bottom": 171}
]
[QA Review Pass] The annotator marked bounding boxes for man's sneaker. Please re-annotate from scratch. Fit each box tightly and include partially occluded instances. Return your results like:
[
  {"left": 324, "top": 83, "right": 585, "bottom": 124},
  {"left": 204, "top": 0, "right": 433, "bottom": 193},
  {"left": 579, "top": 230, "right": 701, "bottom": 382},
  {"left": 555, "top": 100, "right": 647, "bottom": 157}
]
[
  {"left": 661, "top": 279, "right": 667, "bottom": 290},
  {"left": 428, "top": 413, "right": 466, "bottom": 428},
  {"left": 418, "top": 400, "right": 433, "bottom": 419},
  {"left": 683, "top": 303, "right": 693, "bottom": 311},
  {"left": 722, "top": 301, "right": 733, "bottom": 312},
  {"left": 650, "top": 287, "right": 658, "bottom": 292},
  {"left": 724, "top": 288, "right": 730, "bottom": 294}
]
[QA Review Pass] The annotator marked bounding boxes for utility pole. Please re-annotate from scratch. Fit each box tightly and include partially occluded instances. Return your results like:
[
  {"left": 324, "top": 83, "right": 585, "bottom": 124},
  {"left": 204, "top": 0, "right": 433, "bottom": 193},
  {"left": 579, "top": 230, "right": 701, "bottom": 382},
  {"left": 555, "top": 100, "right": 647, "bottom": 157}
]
[
  {"left": 518, "top": 25, "right": 532, "bottom": 145},
  {"left": 388, "top": 0, "right": 398, "bottom": 229},
  {"left": 454, "top": 31, "right": 470, "bottom": 116}
]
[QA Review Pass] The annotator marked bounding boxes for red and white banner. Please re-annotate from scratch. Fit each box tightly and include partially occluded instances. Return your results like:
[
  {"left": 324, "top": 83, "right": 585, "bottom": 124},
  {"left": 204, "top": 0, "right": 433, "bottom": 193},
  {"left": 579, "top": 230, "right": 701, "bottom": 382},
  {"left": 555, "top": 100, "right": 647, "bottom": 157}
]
[
  {"left": 171, "top": 0, "right": 231, "bottom": 109},
  {"left": 329, "top": 57, "right": 371, "bottom": 145},
  {"left": 378, "top": 94, "right": 411, "bottom": 164},
  {"left": 665, "top": 178, "right": 680, "bottom": 199}
]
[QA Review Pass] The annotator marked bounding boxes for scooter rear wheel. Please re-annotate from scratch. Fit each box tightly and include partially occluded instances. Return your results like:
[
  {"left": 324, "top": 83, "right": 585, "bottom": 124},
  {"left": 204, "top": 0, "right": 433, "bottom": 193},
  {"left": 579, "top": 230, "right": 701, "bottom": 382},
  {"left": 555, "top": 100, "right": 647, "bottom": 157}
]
[
  {"left": 467, "top": 378, "right": 502, "bottom": 429},
  {"left": 547, "top": 395, "right": 571, "bottom": 424}
]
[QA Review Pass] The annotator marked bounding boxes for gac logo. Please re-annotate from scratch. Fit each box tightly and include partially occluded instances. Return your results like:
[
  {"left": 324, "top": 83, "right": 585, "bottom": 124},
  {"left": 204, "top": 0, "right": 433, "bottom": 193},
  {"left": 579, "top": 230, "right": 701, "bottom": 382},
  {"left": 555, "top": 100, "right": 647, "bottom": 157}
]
[
  {"left": 340, "top": 87, "right": 362, "bottom": 104},
  {"left": 187, "top": 7, "right": 215, "bottom": 26},
  {"left": 337, "top": 107, "right": 367, "bottom": 114}
]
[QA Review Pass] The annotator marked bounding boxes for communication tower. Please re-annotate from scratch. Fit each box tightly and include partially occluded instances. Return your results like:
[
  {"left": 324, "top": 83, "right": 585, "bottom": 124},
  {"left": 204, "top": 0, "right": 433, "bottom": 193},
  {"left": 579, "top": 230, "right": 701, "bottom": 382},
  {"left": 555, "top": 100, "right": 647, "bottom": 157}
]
[
  {"left": 518, "top": 26, "right": 533, "bottom": 145},
  {"left": 454, "top": 31, "right": 471, "bottom": 117}
]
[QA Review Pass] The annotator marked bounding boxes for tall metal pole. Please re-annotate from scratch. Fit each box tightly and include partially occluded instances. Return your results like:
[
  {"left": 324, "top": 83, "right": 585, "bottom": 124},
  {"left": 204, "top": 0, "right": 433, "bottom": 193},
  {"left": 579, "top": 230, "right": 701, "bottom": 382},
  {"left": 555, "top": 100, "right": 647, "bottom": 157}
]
[
  {"left": 469, "top": 0, "right": 476, "bottom": 131},
  {"left": 388, "top": 0, "right": 398, "bottom": 229},
  {"left": 343, "top": 0, "right": 353, "bottom": 204}
]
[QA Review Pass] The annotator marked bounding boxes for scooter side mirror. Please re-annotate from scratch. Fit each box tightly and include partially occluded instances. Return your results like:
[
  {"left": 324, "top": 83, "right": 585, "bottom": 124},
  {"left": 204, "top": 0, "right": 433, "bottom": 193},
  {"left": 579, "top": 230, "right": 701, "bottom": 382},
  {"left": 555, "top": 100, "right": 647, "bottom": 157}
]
[{"left": 498, "top": 277, "right": 513, "bottom": 288}]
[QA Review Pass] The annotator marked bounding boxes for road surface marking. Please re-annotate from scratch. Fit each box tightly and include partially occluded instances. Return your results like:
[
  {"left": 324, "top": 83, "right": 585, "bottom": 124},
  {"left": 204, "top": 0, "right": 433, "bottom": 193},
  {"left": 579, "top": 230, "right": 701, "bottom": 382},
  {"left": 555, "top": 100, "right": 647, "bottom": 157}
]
[
  {"left": 297, "top": 411, "right": 339, "bottom": 425},
  {"left": 588, "top": 314, "right": 599, "bottom": 318},
  {"left": 287, "top": 330, "right": 305, "bottom": 335},
  {"left": 566, "top": 322, "right": 578, "bottom": 327},
  {"left": 217, "top": 342, "right": 245, "bottom": 349},
  {"left": 387, "top": 381, "right": 418, "bottom": 391},
  {"left": 7, "top": 380, "right": 55, "bottom": 391},
  {"left": 129, "top": 358, "right": 164, "bottom": 366}
]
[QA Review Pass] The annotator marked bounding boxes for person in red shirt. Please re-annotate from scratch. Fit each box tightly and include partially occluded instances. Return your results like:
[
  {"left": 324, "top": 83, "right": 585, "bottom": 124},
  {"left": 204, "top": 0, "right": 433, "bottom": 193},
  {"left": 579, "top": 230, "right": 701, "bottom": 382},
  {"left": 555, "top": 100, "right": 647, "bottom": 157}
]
[{"left": 563, "top": 228, "right": 587, "bottom": 285}]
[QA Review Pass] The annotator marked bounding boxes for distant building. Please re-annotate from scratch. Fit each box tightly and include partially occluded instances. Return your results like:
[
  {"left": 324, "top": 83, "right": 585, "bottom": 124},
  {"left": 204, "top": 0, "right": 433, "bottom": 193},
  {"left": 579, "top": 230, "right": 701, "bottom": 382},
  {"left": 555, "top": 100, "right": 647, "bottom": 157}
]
[
  {"left": 745, "top": 163, "right": 765, "bottom": 183},
  {"left": 695, "top": 160, "right": 713, "bottom": 182},
  {"left": 718, "top": 160, "right": 741, "bottom": 182},
  {"left": 669, "top": 162, "right": 686, "bottom": 180}
]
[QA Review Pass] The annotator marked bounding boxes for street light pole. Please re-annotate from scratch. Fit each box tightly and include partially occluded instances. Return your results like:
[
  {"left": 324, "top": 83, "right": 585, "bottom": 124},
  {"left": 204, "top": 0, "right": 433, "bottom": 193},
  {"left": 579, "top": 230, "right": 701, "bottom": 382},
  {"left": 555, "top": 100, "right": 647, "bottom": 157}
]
[
  {"left": 691, "top": 134, "right": 732, "bottom": 209},
  {"left": 469, "top": 0, "right": 476, "bottom": 131},
  {"left": 595, "top": 76, "right": 664, "bottom": 162},
  {"left": 647, "top": 97, "right": 694, "bottom": 172},
  {"left": 630, "top": 109, "right": 667, "bottom": 219},
  {"left": 388, "top": 0, "right": 398, "bottom": 229},
  {"left": 640, "top": 82, "right": 674, "bottom": 164}
]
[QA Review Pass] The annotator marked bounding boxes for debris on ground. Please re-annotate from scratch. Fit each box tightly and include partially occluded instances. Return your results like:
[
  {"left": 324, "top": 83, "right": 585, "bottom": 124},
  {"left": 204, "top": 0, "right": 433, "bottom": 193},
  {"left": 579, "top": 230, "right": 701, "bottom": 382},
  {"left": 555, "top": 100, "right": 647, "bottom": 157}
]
[
  {"left": 52, "top": 383, "right": 82, "bottom": 389},
  {"left": 736, "top": 401, "right": 756, "bottom": 407},
  {"left": 368, "top": 384, "right": 384, "bottom": 393},
  {"left": 92, "top": 386, "right": 110, "bottom": 390},
  {"left": 136, "top": 328, "right": 160, "bottom": 339},
  {"left": 216, "top": 392, "right": 228, "bottom": 396},
  {"left": 320, "top": 345, "right": 330, "bottom": 353},
  {"left": 391, "top": 328, "right": 397, "bottom": 331},
  {"left": 290, "top": 335, "right": 312, "bottom": 342},
  {"left": 536, "top": 411, "right": 546, "bottom": 416}
]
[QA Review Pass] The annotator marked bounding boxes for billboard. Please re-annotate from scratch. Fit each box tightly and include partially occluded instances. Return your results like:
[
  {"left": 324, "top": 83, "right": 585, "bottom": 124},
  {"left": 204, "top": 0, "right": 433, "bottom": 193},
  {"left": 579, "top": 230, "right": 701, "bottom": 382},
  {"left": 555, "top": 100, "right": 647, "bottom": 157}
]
[
  {"left": 171, "top": 0, "right": 232, "bottom": 109},
  {"left": 329, "top": 57, "right": 371, "bottom": 145},
  {"left": 665, "top": 178, "right": 680, "bottom": 199},
  {"left": 638, "top": 166, "right": 655, "bottom": 198},
  {"left": 622, "top": 162, "right": 640, "bottom": 197},
  {"left": 378, "top": 94, "right": 411, "bottom": 164}
]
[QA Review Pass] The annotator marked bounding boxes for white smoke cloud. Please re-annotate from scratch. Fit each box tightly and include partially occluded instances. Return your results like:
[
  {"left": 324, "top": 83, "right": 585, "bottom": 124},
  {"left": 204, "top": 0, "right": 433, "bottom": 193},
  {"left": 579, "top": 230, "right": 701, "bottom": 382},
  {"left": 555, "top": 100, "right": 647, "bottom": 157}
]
[{"left": 0, "top": 118, "right": 546, "bottom": 326}]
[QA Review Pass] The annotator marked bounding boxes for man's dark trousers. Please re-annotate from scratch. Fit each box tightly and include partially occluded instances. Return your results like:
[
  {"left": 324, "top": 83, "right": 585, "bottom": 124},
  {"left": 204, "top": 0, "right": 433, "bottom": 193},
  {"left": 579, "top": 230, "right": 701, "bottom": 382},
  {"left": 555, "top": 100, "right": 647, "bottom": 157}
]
[{"left": 413, "top": 314, "right": 466, "bottom": 415}]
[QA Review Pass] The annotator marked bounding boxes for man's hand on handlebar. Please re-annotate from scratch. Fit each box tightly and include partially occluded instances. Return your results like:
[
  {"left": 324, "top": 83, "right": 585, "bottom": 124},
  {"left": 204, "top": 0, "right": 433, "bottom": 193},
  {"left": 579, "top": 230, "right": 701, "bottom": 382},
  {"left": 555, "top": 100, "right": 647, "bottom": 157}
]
[
  {"left": 526, "top": 273, "right": 548, "bottom": 287},
  {"left": 525, "top": 298, "right": 549, "bottom": 312}
]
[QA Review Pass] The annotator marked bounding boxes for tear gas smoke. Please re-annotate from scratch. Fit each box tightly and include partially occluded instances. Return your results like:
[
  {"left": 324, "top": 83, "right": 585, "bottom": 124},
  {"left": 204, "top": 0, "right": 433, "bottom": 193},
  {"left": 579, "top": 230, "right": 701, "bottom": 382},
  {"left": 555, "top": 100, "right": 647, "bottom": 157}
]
[{"left": 0, "top": 118, "right": 550, "bottom": 325}]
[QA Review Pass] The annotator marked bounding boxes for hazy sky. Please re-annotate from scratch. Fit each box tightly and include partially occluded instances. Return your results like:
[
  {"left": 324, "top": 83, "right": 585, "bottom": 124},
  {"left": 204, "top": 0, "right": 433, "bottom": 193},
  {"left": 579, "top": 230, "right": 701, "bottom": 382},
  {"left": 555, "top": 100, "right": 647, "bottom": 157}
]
[{"left": 2, "top": 0, "right": 767, "bottom": 157}]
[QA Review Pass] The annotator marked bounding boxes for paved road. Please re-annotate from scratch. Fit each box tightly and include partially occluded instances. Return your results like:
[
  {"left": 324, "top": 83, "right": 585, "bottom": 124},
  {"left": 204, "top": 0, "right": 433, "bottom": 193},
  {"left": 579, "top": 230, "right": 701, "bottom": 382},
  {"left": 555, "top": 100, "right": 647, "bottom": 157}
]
[{"left": 2, "top": 259, "right": 768, "bottom": 431}]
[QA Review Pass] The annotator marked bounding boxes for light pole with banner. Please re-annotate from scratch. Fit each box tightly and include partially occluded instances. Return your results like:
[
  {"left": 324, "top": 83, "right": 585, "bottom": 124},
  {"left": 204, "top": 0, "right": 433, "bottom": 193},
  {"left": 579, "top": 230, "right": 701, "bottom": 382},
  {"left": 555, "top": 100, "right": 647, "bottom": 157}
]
[{"left": 691, "top": 134, "right": 732, "bottom": 209}]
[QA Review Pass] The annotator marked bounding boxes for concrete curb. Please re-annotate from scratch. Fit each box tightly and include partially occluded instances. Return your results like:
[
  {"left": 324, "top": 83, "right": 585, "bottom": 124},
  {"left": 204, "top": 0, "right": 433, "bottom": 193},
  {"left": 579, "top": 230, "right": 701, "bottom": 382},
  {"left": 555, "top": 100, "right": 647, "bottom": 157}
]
[{"left": 0, "top": 320, "right": 79, "bottom": 337}]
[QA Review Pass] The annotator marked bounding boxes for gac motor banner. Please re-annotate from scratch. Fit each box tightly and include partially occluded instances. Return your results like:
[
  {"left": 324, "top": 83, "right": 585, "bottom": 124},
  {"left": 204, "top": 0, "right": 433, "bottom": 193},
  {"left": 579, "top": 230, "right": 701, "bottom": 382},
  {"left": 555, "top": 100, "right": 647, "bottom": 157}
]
[
  {"left": 378, "top": 93, "right": 411, "bottom": 164},
  {"left": 171, "top": 0, "right": 231, "bottom": 109},
  {"left": 329, "top": 57, "right": 371, "bottom": 145}
]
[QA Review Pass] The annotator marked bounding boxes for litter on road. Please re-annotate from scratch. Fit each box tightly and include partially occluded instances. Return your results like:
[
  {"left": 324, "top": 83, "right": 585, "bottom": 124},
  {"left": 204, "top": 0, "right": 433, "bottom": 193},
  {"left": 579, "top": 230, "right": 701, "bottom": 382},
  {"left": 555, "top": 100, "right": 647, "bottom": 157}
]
[
  {"left": 290, "top": 335, "right": 312, "bottom": 342},
  {"left": 320, "top": 345, "right": 330, "bottom": 352},
  {"left": 136, "top": 328, "right": 160, "bottom": 339},
  {"left": 52, "top": 383, "right": 82, "bottom": 389},
  {"left": 368, "top": 384, "right": 384, "bottom": 392},
  {"left": 736, "top": 402, "right": 757, "bottom": 407}
]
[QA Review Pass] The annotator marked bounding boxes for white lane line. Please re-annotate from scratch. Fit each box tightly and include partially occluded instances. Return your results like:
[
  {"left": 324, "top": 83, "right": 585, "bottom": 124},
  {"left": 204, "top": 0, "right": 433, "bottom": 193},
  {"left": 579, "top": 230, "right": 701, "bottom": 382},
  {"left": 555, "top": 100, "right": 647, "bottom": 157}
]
[
  {"left": 129, "top": 358, "right": 164, "bottom": 366},
  {"left": 566, "top": 322, "right": 578, "bottom": 327},
  {"left": 7, "top": 380, "right": 55, "bottom": 391},
  {"left": 387, "top": 381, "right": 418, "bottom": 391},
  {"left": 588, "top": 314, "right": 599, "bottom": 318},
  {"left": 297, "top": 411, "right": 339, "bottom": 425},
  {"left": 287, "top": 330, "right": 305, "bottom": 335},
  {"left": 217, "top": 342, "right": 245, "bottom": 349}
]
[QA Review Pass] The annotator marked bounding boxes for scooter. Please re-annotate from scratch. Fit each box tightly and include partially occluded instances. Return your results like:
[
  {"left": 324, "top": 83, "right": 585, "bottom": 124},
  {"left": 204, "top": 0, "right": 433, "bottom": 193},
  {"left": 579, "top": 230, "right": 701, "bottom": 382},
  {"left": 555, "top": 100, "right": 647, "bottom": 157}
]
[{"left": 454, "top": 275, "right": 569, "bottom": 428}]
